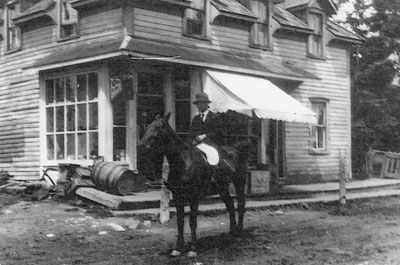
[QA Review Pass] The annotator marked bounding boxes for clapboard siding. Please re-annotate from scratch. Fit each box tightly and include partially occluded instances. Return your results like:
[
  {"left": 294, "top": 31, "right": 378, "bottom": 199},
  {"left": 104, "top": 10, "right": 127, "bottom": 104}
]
[
  {"left": 80, "top": 9, "right": 123, "bottom": 36},
  {"left": 276, "top": 36, "right": 351, "bottom": 184},
  {"left": 133, "top": 8, "right": 183, "bottom": 42},
  {"left": 0, "top": 5, "right": 124, "bottom": 179},
  {"left": 0, "top": 2, "right": 353, "bottom": 183}
]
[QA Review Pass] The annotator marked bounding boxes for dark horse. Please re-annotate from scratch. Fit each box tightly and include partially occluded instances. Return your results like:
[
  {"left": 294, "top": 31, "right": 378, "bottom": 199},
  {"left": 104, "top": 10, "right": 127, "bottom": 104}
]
[{"left": 140, "top": 113, "right": 250, "bottom": 257}]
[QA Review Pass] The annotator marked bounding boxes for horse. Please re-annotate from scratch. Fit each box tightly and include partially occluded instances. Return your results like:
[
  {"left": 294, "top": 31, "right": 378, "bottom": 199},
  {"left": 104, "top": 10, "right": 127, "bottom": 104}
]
[{"left": 140, "top": 113, "right": 250, "bottom": 257}]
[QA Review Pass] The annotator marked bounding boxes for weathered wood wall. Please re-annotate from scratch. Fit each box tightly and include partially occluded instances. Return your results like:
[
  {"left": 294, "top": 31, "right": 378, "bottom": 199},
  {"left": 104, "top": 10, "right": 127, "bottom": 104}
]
[
  {"left": 0, "top": 2, "right": 352, "bottom": 184},
  {"left": 0, "top": 8, "right": 124, "bottom": 179},
  {"left": 132, "top": 6, "right": 351, "bottom": 184}
]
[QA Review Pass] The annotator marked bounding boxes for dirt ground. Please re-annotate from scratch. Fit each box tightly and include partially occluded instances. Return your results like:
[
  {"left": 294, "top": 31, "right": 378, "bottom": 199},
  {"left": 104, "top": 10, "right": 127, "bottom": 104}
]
[{"left": 1, "top": 193, "right": 400, "bottom": 265}]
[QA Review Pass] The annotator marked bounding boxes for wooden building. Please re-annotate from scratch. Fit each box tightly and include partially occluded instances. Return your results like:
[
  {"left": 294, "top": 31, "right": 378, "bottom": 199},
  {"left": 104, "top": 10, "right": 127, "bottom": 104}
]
[{"left": 0, "top": 0, "right": 362, "bottom": 185}]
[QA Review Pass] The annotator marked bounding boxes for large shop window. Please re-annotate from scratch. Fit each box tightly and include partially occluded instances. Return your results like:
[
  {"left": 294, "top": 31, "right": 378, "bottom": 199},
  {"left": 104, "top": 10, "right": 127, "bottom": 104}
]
[
  {"left": 310, "top": 99, "right": 328, "bottom": 154},
  {"left": 45, "top": 72, "right": 99, "bottom": 161},
  {"left": 58, "top": 0, "right": 78, "bottom": 40},
  {"left": 5, "top": 2, "right": 21, "bottom": 52}
]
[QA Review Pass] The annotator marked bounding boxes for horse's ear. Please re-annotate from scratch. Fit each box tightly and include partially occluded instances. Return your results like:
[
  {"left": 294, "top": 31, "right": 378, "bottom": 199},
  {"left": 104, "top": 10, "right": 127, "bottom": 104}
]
[{"left": 164, "top": 112, "right": 171, "bottom": 121}]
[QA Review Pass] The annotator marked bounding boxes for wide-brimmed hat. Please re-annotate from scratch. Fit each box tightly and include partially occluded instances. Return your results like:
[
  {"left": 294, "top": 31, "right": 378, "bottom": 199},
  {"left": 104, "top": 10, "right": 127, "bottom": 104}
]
[{"left": 193, "top": 92, "right": 211, "bottom": 104}]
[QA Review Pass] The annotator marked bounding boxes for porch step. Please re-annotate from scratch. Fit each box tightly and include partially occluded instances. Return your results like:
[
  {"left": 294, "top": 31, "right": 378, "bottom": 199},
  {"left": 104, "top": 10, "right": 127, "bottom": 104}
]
[{"left": 77, "top": 178, "right": 400, "bottom": 213}]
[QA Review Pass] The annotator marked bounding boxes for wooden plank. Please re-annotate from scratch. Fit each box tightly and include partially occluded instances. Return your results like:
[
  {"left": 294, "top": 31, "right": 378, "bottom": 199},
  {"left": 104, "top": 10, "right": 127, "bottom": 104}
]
[{"left": 76, "top": 187, "right": 124, "bottom": 209}]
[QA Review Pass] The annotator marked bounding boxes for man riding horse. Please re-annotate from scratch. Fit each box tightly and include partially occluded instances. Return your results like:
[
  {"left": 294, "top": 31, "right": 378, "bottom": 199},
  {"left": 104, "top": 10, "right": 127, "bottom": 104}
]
[{"left": 190, "top": 92, "right": 235, "bottom": 175}]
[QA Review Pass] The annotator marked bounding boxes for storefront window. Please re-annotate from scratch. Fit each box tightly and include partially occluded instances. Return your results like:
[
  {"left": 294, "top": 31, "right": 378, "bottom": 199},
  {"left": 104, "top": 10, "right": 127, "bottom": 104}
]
[{"left": 45, "top": 72, "right": 99, "bottom": 161}]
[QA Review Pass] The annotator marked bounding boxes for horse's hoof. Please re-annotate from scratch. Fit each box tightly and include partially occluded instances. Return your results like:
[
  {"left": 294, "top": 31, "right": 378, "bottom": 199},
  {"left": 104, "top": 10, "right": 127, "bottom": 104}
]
[
  {"left": 170, "top": 250, "right": 181, "bottom": 257},
  {"left": 187, "top": 251, "right": 198, "bottom": 257}
]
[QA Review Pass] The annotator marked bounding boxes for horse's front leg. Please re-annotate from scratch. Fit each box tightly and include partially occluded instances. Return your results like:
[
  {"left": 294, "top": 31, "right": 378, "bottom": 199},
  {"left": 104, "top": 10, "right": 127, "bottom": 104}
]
[
  {"left": 187, "top": 197, "right": 199, "bottom": 257},
  {"left": 171, "top": 195, "right": 185, "bottom": 257}
]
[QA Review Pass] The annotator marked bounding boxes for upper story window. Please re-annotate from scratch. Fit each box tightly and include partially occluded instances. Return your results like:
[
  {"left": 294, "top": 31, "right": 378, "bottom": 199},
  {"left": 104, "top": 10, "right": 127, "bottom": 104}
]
[
  {"left": 310, "top": 98, "right": 329, "bottom": 154},
  {"left": 5, "top": 2, "right": 21, "bottom": 52},
  {"left": 58, "top": 0, "right": 78, "bottom": 40},
  {"left": 249, "top": 0, "right": 272, "bottom": 49},
  {"left": 308, "top": 11, "right": 324, "bottom": 58},
  {"left": 183, "top": 0, "right": 209, "bottom": 39}
]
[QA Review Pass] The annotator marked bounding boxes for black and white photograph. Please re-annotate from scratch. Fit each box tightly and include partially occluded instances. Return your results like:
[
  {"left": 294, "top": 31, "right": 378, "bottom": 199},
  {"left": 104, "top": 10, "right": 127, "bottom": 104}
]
[{"left": 1, "top": 0, "right": 400, "bottom": 264}]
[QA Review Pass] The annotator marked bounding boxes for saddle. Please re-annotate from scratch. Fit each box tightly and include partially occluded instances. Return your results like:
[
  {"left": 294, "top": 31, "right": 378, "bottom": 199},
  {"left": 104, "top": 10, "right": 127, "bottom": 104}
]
[{"left": 180, "top": 146, "right": 236, "bottom": 174}]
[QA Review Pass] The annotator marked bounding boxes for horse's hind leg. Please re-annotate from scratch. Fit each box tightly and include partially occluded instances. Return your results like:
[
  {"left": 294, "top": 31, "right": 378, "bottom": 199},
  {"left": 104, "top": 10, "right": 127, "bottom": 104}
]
[
  {"left": 233, "top": 174, "right": 246, "bottom": 234},
  {"left": 218, "top": 185, "right": 237, "bottom": 234},
  {"left": 187, "top": 197, "right": 199, "bottom": 257}
]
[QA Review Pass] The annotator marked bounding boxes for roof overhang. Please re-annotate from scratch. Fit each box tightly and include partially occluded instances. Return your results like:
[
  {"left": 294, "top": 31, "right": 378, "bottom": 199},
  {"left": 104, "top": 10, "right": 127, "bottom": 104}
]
[
  {"left": 25, "top": 36, "right": 319, "bottom": 82},
  {"left": 122, "top": 37, "right": 318, "bottom": 82},
  {"left": 24, "top": 38, "right": 125, "bottom": 71}
]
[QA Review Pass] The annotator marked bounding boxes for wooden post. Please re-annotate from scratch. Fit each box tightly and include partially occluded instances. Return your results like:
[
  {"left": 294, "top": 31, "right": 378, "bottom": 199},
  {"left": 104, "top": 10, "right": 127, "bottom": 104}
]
[
  {"left": 339, "top": 151, "right": 347, "bottom": 211},
  {"left": 159, "top": 72, "right": 173, "bottom": 224}
]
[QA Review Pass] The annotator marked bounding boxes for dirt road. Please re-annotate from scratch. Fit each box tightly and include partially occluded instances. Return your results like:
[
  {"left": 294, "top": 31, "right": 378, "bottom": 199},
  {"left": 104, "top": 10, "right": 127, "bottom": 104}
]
[{"left": 1, "top": 193, "right": 400, "bottom": 265}]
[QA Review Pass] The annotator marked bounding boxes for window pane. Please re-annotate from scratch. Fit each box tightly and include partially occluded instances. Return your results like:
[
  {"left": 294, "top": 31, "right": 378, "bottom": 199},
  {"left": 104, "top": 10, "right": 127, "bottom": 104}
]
[
  {"left": 66, "top": 105, "right": 75, "bottom": 131},
  {"left": 56, "top": 134, "right": 65, "bottom": 159},
  {"left": 46, "top": 107, "right": 54, "bottom": 132},
  {"left": 77, "top": 74, "right": 87, "bottom": 102},
  {"left": 138, "top": 73, "right": 163, "bottom": 95},
  {"left": 47, "top": 135, "right": 55, "bottom": 160},
  {"left": 311, "top": 101, "right": 327, "bottom": 150},
  {"left": 317, "top": 108, "right": 325, "bottom": 125},
  {"left": 66, "top": 133, "right": 75, "bottom": 160},
  {"left": 88, "top": 73, "right": 98, "bottom": 100},
  {"left": 186, "top": 9, "right": 204, "bottom": 36},
  {"left": 65, "top": 76, "right": 75, "bottom": 103},
  {"left": 77, "top": 104, "right": 87, "bottom": 130},
  {"left": 56, "top": 106, "right": 64, "bottom": 132},
  {"left": 192, "top": 0, "right": 205, "bottom": 9},
  {"left": 78, "top": 133, "right": 87, "bottom": 160},
  {"left": 88, "top": 103, "right": 98, "bottom": 130},
  {"left": 89, "top": 132, "right": 98, "bottom": 158},
  {"left": 55, "top": 78, "right": 64, "bottom": 103},
  {"left": 317, "top": 127, "right": 325, "bottom": 149},
  {"left": 175, "top": 83, "right": 190, "bottom": 100},
  {"left": 45, "top": 79, "right": 54, "bottom": 104},
  {"left": 60, "top": 0, "right": 78, "bottom": 38}
]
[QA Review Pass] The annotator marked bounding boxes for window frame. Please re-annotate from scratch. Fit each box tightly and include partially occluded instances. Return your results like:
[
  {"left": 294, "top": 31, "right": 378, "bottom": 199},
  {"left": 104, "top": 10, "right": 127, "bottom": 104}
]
[
  {"left": 57, "top": 0, "right": 79, "bottom": 41},
  {"left": 309, "top": 98, "right": 329, "bottom": 155},
  {"left": 307, "top": 9, "right": 325, "bottom": 59},
  {"left": 4, "top": 1, "right": 21, "bottom": 53},
  {"left": 41, "top": 70, "right": 100, "bottom": 165},
  {"left": 183, "top": 0, "right": 210, "bottom": 40},
  {"left": 248, "top": 0, "right": 272, "bottom": 50}
]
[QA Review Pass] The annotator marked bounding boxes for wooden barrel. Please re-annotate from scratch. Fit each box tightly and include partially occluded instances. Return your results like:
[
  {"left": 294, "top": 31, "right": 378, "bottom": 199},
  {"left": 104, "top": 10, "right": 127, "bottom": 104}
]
[{"left": 91, "top": 162, "right": 138, "bottom": 195}]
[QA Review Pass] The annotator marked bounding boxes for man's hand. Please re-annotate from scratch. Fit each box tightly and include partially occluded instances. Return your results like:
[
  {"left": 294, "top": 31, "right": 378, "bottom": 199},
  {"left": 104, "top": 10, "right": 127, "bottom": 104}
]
[
  {"left": 196, "top": 134, "right": 206, "bottom": 141},
  {"left": 192, "top": 134, "right": 206, "bottom": 145}
]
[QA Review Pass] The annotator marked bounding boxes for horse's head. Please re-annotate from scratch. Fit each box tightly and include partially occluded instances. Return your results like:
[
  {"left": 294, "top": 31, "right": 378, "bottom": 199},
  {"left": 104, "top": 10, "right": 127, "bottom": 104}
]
[{"left": 140, "top": 112, "right": 171, "bottom": 150}]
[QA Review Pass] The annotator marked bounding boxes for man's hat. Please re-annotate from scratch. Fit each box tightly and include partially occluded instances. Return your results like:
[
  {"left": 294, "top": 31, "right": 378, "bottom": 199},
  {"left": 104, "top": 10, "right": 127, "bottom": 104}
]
[{"left": 193, "top": 92, "right": 211, "bottom": 104}]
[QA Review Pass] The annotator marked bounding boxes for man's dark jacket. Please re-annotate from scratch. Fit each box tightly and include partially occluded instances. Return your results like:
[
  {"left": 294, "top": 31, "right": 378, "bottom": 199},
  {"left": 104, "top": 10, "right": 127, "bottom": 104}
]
[{"left": 189, "top": 111, "right": 223, "bottom": 146}]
